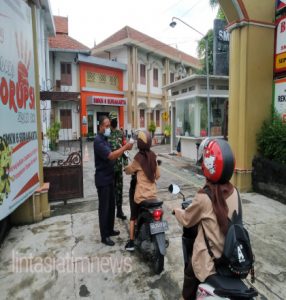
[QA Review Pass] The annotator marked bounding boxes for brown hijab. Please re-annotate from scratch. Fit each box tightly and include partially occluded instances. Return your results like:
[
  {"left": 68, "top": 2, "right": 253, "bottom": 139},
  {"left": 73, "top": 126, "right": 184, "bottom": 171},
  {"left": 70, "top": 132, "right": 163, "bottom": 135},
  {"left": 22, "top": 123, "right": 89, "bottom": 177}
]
[
  {"left": 199, "top": 180, "right": 234, "bottom": 235},
  {"left": 134, "top": 131, "right": 157, "bottom": 182}
]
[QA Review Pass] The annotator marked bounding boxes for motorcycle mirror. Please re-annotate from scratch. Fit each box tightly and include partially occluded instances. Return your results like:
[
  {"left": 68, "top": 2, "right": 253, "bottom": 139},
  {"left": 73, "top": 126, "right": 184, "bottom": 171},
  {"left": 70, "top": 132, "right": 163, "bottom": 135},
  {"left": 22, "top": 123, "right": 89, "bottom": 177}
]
[{"left": 168, "top": 184, "right": 180, "bottom": 195}]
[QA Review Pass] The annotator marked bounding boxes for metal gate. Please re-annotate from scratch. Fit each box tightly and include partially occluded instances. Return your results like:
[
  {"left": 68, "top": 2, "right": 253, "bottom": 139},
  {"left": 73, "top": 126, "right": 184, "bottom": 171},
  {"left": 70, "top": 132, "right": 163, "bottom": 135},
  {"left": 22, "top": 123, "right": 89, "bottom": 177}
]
[{"left": 43, "top": 139, "right": 83, "bottom": 202}]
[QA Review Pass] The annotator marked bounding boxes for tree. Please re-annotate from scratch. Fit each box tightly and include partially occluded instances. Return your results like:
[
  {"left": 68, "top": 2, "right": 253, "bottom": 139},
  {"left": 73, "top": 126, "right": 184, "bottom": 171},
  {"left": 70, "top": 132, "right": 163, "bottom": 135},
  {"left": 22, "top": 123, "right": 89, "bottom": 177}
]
[
  {"left": 197, "top": 29, "right": 214, "bottom": 74},
  {"left": 209, "top": 0, "right": 226, "bottom": 20}
]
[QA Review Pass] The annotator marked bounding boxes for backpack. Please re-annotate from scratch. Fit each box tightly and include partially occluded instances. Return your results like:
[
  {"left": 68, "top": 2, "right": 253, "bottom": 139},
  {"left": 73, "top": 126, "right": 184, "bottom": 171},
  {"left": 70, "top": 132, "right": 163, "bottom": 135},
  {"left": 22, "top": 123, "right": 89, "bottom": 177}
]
[{"left": 202, "top": 188, "right": 255, "bottom": 282}]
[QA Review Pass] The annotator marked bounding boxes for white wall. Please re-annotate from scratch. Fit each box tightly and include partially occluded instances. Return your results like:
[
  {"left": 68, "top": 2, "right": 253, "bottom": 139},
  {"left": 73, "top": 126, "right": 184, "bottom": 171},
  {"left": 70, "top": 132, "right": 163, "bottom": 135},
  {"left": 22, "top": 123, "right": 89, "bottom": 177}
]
[{"left": 53, "top": 52, "right": 79, "bottom": 92}]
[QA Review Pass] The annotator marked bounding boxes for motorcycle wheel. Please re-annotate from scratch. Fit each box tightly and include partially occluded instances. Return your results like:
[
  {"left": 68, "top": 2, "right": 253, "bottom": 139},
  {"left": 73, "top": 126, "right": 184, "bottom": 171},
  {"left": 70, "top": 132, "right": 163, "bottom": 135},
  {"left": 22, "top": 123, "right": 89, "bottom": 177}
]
[{"left": 153, "top": 237, "right": 164, "bottom": 274}]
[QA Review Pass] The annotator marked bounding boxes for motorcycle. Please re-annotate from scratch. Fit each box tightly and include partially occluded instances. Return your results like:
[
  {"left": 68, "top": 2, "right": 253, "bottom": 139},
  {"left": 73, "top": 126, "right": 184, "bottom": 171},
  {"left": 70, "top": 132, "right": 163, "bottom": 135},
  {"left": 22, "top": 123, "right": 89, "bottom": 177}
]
[
  {"left": 125, "top": 151, "right": 168, "bottom": 274},
  {"left": 168, "top": 183, "right": 258, "bottom": 299}
]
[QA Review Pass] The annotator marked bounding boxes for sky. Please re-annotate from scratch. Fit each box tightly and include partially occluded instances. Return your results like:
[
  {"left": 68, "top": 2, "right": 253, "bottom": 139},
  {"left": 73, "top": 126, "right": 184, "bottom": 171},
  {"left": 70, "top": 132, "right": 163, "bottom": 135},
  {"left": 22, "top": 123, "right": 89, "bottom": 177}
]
[{"left": 49, "top": 0, "right": 218, "bottom": 58}]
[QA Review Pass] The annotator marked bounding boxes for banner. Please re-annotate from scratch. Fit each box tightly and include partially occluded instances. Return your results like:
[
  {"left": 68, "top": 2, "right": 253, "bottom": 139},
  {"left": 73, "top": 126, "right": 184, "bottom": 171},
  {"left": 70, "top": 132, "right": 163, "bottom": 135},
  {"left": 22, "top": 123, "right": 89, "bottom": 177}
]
[
  {"left": 0, "top": 0, "right": 39, "bottom": 220},
  {"left": 275, "top": 16, "right": 286, "bottom": 73},
  {"left": 274, "top": 78, "right": 286, "bottom": 123}
]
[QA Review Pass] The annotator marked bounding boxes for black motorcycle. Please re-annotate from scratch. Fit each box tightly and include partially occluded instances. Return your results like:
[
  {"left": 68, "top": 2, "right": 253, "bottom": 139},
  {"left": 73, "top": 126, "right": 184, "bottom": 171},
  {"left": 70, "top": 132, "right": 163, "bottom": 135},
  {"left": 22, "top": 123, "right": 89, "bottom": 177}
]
[
  {"left": 128, "top": 160, "right": 168, "bottom": 274},
  {"left": 168, "top": 184, "right": 258, "bottom": 299}
]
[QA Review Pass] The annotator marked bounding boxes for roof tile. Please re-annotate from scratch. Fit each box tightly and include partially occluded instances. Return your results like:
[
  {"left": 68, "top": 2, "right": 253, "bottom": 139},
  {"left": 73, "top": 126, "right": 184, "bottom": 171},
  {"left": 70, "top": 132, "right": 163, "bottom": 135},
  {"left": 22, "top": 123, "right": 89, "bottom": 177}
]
[{"left": 94, "top": 26, "right": 200, "bottom": 68}]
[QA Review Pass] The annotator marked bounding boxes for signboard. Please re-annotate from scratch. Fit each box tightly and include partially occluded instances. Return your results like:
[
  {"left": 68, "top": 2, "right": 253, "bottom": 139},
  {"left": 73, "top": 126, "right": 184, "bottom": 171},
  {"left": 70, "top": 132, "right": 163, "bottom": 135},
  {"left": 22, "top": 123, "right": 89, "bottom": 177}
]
[
  {"left": 275, "top": 16, "right": 286, "bottom": 73},
  {"left": 86, "top": 71, "right": 119, "bottom": 91},
  {"left": 276, "top": 0, "right": 286, "bottom": 13},
  {"left": 0, "top": 0, "right": 39, "bottom": 220},
  {"left": 274, "top": 78, "right": 286, "bottom": 123},
  {"left": 87, "top": 96, "right": 126, "bottom": 106}
]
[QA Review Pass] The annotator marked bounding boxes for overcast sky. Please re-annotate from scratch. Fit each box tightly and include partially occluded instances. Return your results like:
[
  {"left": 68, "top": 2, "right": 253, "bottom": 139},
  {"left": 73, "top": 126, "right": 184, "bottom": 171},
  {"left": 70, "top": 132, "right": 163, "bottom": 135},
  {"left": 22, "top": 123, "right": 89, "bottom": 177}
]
[{"left": 49, "top": 0, "right": 218, "bottom": 58}]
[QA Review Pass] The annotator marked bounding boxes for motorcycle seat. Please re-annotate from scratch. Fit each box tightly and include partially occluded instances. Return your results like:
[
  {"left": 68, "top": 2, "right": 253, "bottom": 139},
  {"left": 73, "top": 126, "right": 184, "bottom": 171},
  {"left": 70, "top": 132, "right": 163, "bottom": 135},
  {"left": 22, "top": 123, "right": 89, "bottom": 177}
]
[
  {"left": 139, "top": 200, "right": 163, "bottom": 208},
  {"left": 205, "top": 274, "right": 258, "bottom": 298}
]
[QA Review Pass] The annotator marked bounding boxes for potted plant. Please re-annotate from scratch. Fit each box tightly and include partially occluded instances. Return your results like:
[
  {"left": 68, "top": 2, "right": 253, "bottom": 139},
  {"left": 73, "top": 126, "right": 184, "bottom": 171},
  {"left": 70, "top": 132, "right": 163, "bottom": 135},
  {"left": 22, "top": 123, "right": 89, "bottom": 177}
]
[
  {"left": 163, "top": 124, "right": 171, "bottom": 144},
  {"left": 148, "top": 121, "right": 156, "bottom": 138},
  {"left": 47, "top": 121, "right": 61, "bottom": 150}
]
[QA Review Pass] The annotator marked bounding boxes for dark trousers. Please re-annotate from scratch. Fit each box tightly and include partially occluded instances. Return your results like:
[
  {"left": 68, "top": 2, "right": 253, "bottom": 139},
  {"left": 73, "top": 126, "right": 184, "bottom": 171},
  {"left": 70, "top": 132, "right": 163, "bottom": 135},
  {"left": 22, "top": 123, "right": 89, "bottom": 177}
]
[
  {"left": 97, "top": 183, "right": 115, "bottom": 240},
  {"left": 182, "top": 259, "right": 200, "bottom": 300},
  {"left": 114, "top": 171, "right": 123, "bottom": 207}
]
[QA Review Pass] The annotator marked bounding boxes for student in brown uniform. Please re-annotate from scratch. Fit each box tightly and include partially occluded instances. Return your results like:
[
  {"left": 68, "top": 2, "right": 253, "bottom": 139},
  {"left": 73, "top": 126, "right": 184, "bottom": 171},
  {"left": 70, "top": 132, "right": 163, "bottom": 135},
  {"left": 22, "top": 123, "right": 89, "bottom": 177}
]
[
  {"left": 173, "top": 138, "right": 238, "bottom": 300},
  {"left": 124, "top": 130, "right": 160, "bottom": 251}
]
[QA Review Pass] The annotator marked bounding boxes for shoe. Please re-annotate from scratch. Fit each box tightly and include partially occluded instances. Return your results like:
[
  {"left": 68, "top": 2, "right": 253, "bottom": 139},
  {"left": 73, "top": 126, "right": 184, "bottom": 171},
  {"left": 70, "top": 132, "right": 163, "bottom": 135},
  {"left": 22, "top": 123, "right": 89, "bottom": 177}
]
[
  {"left": 110, "top": 230, "right": 120, "bottom": 236},
  {"left": 101, "top": 237, "right": 115, "bottom": 246},
  {"left": 116, "top": 208, "right": 127, "bottom": 220},
  {"left": 125, "top": 240, "right": 135, "bottom": 251}
]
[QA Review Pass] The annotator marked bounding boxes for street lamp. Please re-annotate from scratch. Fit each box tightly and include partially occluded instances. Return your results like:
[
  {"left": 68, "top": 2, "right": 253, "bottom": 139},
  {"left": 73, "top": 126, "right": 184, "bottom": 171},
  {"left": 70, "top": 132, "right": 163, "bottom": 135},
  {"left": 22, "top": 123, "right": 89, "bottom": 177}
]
[{"left": 169, "top": 17, "right": 211, "bottom": 137}]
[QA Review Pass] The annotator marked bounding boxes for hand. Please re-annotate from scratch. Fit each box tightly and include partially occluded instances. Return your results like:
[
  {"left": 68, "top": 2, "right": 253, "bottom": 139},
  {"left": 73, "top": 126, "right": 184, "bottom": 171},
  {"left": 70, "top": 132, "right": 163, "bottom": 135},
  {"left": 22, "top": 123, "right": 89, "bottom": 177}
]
[{"left": 125, "top": 142, "right": 133, "bottom": 151}]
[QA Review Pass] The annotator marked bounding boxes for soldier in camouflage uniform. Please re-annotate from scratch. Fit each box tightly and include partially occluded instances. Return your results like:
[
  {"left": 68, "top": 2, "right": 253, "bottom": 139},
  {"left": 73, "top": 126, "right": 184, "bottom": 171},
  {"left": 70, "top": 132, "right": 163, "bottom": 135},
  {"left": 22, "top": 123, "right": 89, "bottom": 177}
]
[{"left": 108, "top": 112, "right": 128, "bottom": 220}]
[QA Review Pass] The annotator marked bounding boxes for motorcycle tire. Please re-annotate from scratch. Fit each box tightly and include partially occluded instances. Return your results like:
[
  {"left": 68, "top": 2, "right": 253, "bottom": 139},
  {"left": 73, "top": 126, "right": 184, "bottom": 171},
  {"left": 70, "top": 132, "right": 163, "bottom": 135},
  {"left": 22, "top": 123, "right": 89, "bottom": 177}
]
[{"left": 152, "top": 236, "right": 164, "bottom": 274}]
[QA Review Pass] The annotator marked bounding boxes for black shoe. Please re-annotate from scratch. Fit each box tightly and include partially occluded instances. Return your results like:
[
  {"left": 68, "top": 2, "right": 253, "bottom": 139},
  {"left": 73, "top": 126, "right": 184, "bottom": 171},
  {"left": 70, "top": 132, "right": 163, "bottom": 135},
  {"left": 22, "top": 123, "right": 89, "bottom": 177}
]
[
  {"left": 101, "top": 237, "right": 115, "bottom": 246},
  {"left": 116, "top": 212, "right": 127, "bottom": 220},
  {"left": 125, "top": 240, "right": 135, "bottom": 251},
  {"left": 110, "top": 230, "right": 120, "bottom": 236},
  {"left": 116, "top": 207, "right": 127, "bottom": 220}
]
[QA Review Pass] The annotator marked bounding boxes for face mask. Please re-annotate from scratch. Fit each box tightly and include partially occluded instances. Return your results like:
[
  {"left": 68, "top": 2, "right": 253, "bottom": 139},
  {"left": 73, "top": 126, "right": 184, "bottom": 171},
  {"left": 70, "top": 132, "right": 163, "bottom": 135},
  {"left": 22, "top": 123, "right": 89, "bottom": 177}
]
[{"left": 103, "top": 127, "right": 111, "bottom": 137}]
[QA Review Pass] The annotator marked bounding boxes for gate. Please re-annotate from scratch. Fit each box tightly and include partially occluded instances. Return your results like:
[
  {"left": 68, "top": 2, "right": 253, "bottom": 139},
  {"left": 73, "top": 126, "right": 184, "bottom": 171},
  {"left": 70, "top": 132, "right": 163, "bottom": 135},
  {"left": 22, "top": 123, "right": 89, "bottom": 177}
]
[{"left": 43, "top": 139, "right": 83, "bottom": 202}]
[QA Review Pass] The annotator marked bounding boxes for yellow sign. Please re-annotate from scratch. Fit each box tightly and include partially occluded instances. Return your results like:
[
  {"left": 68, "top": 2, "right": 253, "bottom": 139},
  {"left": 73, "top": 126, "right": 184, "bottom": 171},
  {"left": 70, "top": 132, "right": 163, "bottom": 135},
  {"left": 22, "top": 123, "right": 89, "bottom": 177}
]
[
  {"left": 162, "top": 112, "right": 169, "bottom": 121},
  {"left": 86, "top": 71, "right": 119, "bottom": 91},
  {"left": 275, "top": 52, "right": 286, "bottom": 72}
]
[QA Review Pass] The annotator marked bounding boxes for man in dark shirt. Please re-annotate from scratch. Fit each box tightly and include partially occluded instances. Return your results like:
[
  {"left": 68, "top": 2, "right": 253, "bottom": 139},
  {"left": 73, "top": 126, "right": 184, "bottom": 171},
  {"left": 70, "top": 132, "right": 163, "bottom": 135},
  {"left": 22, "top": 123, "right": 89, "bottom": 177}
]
[{"left": 94, "top": 116, "right": 133, "bottom": 246}]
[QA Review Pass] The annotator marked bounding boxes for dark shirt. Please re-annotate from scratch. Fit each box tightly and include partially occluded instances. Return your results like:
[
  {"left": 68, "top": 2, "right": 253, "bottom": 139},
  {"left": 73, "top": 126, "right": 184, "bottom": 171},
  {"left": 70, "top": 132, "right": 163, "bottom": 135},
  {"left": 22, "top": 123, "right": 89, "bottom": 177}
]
[{"left": 93, "top": 133, "right": 115, "bottom": 187}]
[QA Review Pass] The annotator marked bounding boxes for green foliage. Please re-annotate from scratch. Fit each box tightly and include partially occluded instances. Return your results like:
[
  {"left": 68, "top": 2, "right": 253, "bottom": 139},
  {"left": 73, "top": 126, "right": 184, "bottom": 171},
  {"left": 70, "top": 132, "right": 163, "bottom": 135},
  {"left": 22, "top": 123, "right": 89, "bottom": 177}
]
[
  {"left": 257, "top": 113, "right": 286, "bottom": 164},
  {"left": 47, "top": 121, "right": 61, "bottom": 149},
  {"left": 197, "top": 29, "right": 214, "bottom": 75},
  {"left": 148, "top": 121, "right": 156, "bottom": 134},
  {"left": 163, "top": 124, "right": 171, "bottom": 137}
]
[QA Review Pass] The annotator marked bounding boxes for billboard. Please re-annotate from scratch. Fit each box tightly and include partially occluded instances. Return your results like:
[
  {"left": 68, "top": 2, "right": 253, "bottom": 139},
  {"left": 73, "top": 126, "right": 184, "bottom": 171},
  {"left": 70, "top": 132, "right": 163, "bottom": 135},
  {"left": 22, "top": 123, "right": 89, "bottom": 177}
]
[
  {"left": 0, "top": 0, "right": 39, "bottom": 220},
  {"left": 274, "top": 78, "right": 286, "bottom": 123},
  {"left": 275, "top": 16, "right": 286, "bottom": 73},
  {"left": 276, "top": 0, "right": 286, "bottom": 13}
]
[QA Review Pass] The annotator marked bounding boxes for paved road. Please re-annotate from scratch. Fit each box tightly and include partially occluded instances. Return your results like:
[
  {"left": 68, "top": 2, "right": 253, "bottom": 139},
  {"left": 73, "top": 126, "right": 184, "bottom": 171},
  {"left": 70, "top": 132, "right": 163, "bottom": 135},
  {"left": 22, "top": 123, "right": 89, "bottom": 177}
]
[{"left": 0, "top": 143, "right": 285, "bottom": 299}]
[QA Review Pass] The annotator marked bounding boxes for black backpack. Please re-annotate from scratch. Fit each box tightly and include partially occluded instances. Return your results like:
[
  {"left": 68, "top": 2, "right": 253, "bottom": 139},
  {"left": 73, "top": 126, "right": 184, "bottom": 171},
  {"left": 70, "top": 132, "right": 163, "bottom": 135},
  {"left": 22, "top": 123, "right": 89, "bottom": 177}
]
[{"left": 202, "top": 188, "right": 255, "bottom": 282}]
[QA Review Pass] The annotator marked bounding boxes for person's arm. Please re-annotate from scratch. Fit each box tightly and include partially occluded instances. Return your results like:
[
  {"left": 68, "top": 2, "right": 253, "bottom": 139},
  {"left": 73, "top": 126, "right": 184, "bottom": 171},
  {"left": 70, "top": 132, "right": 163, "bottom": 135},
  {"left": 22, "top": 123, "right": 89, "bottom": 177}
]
[
  {"left": 174, "top": 194, "right": 203, "bottom": 228},
  {"left": 108, "top": 142, "right": 133, "bottom": 160},
  {"left": 155, "top": 165, "right": 160, "bottom": 180},
  {"left": 124, "top": 159, "right": 139, "bottom": 175}
]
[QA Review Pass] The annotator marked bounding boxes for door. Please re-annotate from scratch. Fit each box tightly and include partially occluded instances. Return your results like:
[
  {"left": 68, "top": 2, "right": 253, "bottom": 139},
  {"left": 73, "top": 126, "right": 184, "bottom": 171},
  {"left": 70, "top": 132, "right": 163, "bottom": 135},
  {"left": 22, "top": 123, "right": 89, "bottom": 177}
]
[{"left": 88, "top": 114, "right": 94, "bottom": 136}]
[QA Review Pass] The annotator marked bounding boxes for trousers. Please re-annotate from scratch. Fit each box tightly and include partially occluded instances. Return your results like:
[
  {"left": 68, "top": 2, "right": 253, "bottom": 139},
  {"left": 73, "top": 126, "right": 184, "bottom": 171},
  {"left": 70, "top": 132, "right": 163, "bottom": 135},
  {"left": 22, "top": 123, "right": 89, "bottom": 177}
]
[
  {"left": 97, "top": 183, "right": 115, "bottom": 239},
  {"left": 114, "top": 170, "right": 123, "bottom": 207},
  {"left": 182, "top": 258, "right": 200, "bottom": 300}
]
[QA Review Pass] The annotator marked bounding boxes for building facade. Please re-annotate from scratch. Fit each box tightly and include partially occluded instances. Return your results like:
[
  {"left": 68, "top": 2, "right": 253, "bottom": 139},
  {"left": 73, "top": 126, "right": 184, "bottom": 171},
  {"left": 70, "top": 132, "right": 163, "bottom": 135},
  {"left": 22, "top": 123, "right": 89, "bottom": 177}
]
[
  {"left": 91, "top": 26, "right": 201, "bottom": 135},
  {"left": 42, "top": 16, "right": 90, "bottom": 142},
  {"left": 77, "top": 54, "right": 127, "bottom": 137}
]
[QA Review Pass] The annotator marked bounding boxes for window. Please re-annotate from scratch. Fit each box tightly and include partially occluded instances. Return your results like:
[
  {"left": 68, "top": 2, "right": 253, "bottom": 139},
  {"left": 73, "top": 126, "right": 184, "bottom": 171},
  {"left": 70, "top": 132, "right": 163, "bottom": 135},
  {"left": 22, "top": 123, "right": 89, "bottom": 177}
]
[
  {"left": 175, "top": 97, "right": 227, "bottom": 137},
  {"left": 172, "top": 91, "right": 179, "bottom": 96},
  {"left": 189, "top": 86, "right": 195, "bottom": 91},
  {"left": 156, "top": 110, "right": 160, "bottom": 127},
  {"left": 153, "top": 68, "right": 158, "bottom": 87},
  {"left": 150, "top": 111, "right": 154, "bottom": 122},
  {"left": 140, "top": 64, "right": 146, "bottom": 85},
  {"left": 170, "top": 72, "right": 175, "bottom": 83},
  {"left": 181, "top": 88, "right": 187, "bottom": 94},
  {"left": 60, "top": 109, "right": 72, "bottom": 129},
  {"left": 139, "top": 109, "right": 145, "bottom": 128},
  {"left": 60, "top": 62, "right": 72, "bottom": 86}
]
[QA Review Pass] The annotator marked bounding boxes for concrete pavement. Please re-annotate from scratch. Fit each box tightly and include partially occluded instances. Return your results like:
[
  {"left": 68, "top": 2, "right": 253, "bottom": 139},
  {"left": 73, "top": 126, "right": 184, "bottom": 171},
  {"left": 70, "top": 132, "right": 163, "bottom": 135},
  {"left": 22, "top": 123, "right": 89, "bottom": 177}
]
[{"left": 0, "top": 143, "right": 285, "bottom": 299}]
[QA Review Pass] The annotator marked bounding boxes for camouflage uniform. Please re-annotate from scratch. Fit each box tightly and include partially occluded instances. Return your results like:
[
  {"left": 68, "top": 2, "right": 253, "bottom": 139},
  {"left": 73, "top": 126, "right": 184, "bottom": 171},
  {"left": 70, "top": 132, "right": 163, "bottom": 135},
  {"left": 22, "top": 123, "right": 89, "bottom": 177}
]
[{"left": 108, "top": 128, "right": 128, "bottom": 214}]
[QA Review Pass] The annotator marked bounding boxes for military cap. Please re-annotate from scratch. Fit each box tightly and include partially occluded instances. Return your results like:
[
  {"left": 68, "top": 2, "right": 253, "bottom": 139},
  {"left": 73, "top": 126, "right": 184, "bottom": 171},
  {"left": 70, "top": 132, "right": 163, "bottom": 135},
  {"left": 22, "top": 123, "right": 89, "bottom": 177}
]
[{"left": 109, "top": 111, "right": 118, "bottom": 120}]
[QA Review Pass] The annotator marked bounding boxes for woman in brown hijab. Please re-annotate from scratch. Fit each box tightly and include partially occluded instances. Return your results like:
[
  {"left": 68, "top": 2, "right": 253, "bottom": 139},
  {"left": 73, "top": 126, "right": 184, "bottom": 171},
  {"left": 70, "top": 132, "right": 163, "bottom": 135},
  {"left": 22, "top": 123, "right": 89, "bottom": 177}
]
[
  {"left": 124, "top": 130, "right": 160, "bottom": 251},
  {"left": 173, "top": 138, "right": 238, "bottom": 299}
]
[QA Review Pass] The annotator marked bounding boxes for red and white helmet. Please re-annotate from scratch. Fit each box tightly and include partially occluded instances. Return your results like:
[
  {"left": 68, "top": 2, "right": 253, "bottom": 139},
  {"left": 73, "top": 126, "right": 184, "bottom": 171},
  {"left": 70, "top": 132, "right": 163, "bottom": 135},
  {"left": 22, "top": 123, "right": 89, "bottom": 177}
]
[{"left": 199, "top": 138, "right": 235, "bottom": 184}]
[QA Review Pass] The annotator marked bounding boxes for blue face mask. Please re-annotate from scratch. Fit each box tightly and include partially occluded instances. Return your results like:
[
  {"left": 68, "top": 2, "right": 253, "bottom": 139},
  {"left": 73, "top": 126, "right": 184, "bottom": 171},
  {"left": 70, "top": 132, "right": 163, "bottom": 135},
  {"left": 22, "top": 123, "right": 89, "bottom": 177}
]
[{"left": 103, "top": 127, "right": 111, "bottom": 137}]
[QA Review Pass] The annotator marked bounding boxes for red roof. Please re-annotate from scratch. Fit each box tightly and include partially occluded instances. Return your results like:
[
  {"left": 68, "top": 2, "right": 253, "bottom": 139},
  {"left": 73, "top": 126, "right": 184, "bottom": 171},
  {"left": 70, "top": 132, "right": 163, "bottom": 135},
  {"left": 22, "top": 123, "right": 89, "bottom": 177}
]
[
  {"left": 49, "top": 16, "right": 89, "bottom": 52},
  {"left": 93, "top": 26, "right": 200, "bottom": 68},
  {"left": 54, "top": 16, "right": 68, "bottom": 34}
]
